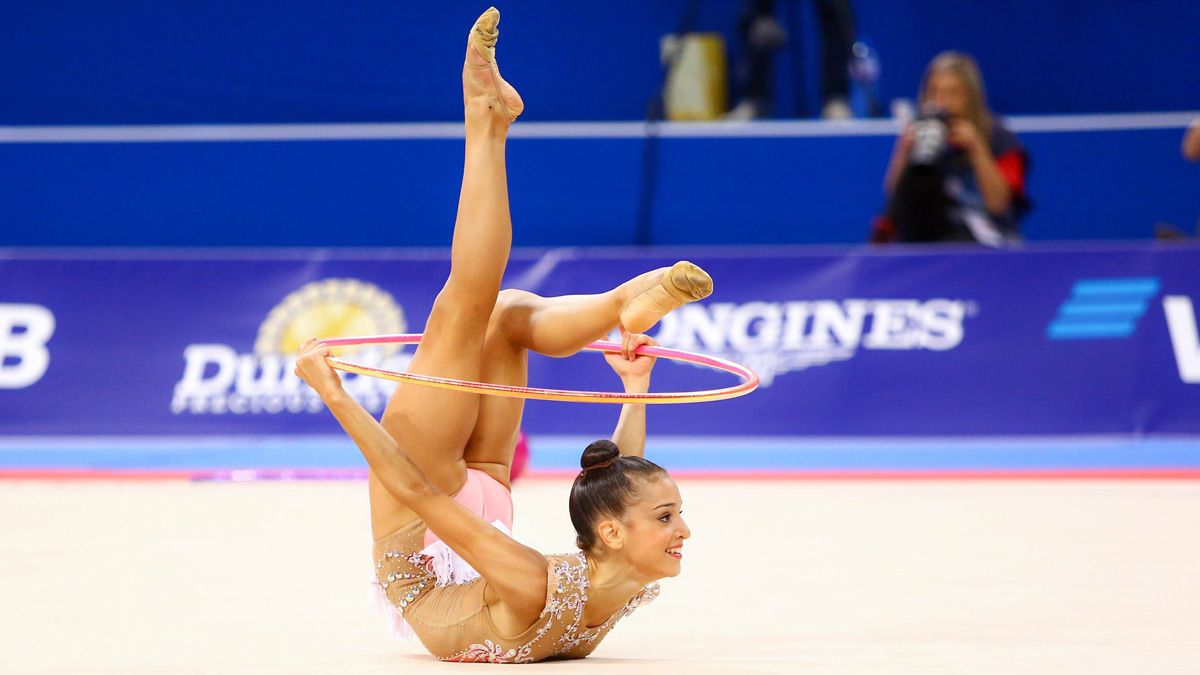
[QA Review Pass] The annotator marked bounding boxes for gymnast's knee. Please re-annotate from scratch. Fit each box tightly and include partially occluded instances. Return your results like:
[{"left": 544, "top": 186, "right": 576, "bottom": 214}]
[
  {"left": 428, "top": 288, "right": 495, "bottom": 337},
  {"left": 489, "top": 289, "right": 539, "bottom": 346}
]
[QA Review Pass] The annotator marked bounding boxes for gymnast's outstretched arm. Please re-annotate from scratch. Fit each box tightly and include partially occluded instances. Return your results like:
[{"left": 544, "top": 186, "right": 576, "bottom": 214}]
[
  {"left": 294, "top": 339, "right": 550, "bottom": 613},
  {"left": 605, "top": 330, "right": 658, "bottom": 459}
]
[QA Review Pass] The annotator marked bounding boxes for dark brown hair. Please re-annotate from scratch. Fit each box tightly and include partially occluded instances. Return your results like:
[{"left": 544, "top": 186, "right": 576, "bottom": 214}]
[{"left": 568, "top": 440, "right": 667, "bottom": 551}]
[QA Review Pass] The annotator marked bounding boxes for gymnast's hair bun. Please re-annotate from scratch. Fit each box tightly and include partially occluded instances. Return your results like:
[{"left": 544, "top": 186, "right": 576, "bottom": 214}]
[{"left": 580, "top": 439, "right": 620, "bottom": 470}]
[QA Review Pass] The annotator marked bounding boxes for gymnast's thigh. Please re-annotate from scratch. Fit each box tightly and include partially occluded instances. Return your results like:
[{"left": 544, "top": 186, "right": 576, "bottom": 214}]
[
  {"left": 379, "top": 328, "right": 483, "bottom": 494},
  {"left": 462, "top": 321, "right": 530, "bottom": 483}
]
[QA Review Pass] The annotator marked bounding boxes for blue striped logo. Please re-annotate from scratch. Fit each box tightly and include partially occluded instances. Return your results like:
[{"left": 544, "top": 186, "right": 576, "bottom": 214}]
[{"left": 1047, "top": 277, "right": 1160, "bottom": 340}]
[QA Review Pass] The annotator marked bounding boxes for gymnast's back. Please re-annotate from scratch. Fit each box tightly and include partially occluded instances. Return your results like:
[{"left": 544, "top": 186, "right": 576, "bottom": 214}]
[{"left": 372, "top": 517, "right": 658, "bottom": 663}]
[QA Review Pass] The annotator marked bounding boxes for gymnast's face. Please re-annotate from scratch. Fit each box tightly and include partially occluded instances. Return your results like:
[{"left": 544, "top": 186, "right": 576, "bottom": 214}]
[{"left": 619, "top": 475, "right": 690, "bottom": 580}]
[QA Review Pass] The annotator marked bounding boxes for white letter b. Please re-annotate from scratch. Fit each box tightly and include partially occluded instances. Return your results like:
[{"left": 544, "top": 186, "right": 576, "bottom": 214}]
[{"left": 0, "top": 304, "right": 56, "bottom": 388}]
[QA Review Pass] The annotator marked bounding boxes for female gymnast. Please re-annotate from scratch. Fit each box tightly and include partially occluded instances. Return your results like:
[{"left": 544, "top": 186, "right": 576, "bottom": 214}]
[{"left": 293, "top": 7, "right": 711, "bottom": 663}]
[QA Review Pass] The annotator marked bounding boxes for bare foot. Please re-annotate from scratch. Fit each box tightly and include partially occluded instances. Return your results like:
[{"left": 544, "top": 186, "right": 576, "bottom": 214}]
[
  {"left": 619, "top": 261, "right": 714, "bottom": 334},
  {"left": 464, "top": 7, "right": 524, "bottom": 123}
]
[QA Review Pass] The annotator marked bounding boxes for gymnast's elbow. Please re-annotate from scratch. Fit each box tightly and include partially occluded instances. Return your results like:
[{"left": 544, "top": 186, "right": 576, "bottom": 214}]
[
  {"left": 380, "top": 461, "right": 438, "bottom": 505},
  {"left": 355, "top": 442, "right": 437, "bottom": 504}
]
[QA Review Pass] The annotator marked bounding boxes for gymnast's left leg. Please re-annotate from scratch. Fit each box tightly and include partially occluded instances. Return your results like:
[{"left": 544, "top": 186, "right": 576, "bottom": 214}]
[{"left": 366, "top": 7, "right": 524, "bottom": 540}]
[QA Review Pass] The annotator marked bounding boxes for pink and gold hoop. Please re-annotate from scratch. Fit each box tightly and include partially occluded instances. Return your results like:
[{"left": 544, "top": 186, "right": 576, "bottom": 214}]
[{"left": 319, "top": 334, "right": 758, "bottom": 404}]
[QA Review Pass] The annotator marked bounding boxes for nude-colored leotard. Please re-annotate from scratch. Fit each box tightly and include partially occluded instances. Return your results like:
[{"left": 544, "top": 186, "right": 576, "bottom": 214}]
[{"left": 370, "top": 471, "right": 658, "bottom": 663}]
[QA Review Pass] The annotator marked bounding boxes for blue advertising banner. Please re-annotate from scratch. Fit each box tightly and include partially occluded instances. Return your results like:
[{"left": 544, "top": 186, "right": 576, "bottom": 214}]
[{"left": 2, "top": 244, "right": 1199, "bottom": 438}]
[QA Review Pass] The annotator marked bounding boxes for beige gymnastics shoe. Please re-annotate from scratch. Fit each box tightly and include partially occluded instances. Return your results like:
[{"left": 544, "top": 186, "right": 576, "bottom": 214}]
[
  {"left": 463, "top": 7, "right": 524, "bottom": 122},
  {"left": 619, "top": 261, "right": 714, "bottom": 334}
]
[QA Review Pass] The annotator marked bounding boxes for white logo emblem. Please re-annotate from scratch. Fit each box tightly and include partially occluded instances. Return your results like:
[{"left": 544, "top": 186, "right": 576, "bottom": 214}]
[
  {"left": 172, "top": 279, "right": 408, "bottom": 415},
  {"left": 654, "top": 299, "right": 970, "bottom": 385}
]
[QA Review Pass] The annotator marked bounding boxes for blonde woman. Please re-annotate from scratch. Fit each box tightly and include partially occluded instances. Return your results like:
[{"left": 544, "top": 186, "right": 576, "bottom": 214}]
[{"left": 875, "top": 51, "right": 1030, "bottom": 245}]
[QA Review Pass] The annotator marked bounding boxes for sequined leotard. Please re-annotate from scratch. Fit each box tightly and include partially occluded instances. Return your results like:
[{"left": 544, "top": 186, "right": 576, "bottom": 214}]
[{"left": 372, "top": 515, "right": 659, "bottom": 663}]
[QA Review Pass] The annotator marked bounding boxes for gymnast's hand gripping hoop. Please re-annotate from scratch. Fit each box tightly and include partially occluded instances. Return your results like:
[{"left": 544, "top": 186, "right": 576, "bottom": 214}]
[{"left": 318, "top": 334, "right": 759, "bottom": 404}]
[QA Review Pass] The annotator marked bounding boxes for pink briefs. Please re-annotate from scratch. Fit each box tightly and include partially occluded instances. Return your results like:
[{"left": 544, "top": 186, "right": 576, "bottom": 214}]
[
  {"left": 423, "top": 468, "right": 514, "bottom": 548},
  {"left": 370, "top": 468, "right": 517, "bottom": 638}
]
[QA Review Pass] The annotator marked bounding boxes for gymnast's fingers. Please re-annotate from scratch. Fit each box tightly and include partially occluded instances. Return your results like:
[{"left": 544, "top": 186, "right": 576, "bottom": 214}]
[
  {"left": 621, "top": 329, "right": 638, "bottom": 360},
  {"left": 299, "top": 337, "right": 324, "bottom": 355},
  {"left": 629, "top": 331, "right": 653, "bottom": 352},
  {"left": 630, "top": 333, "right": 658, "bottom": 367}
]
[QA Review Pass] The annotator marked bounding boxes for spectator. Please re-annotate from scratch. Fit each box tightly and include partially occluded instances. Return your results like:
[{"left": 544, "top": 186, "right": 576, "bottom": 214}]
[
  {"left": 1183, "top": 118, "right": 1200, "bottom": 162},
  {"left": 873, "top": 51, "right": 1029, "bottom": 245},
  {"left": 727, "top": 0, "right": 859, "bottom": 120}
]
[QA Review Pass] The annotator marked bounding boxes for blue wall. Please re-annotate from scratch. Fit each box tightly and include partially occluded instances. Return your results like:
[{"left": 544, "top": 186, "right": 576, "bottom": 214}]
[
  {"left": 847, "top": 0, "right": 1200, "bottom": 116},
  {"left": 3, "top": 123, "right": 1197, "bottom": 246},
  {"left": 3, "top": 3, "right": 1198, "bottom": 247},
  {"left": 3, "top": 1, "right": 1199, "bottom": 124}
]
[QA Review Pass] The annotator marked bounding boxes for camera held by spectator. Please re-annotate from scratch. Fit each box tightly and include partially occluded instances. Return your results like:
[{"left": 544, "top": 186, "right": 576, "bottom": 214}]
[{"left": 908, "top": 107, "right": 952, "bottom": 168}]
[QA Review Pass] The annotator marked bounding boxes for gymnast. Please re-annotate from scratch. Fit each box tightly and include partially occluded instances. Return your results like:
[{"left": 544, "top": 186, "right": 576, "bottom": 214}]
[{"left": 293, "top": 7, "right": 711, "bottom": 663}]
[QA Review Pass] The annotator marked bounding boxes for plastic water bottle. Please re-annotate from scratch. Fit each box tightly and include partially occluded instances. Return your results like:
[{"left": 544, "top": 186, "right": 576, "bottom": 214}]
[{"left": 848, "top": 40, "right": 882, "bottom": 118}]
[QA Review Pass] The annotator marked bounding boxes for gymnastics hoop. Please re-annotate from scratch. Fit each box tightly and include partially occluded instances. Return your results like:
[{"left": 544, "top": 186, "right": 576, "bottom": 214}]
[{"left": 319, "top": 334, "right": 759, "bottom": 404}]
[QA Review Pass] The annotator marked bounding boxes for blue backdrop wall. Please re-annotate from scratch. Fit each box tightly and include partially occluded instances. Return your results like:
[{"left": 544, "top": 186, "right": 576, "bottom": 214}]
[
  {"left": 3, "top": 1, "right": 1199, "bottom": 124},
  {"left": 3, "top": 3, "right": 1198, "bottom": 247}
]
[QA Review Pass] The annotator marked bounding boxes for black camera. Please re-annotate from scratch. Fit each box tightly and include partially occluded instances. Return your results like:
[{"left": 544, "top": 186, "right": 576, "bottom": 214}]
[{"left": 908, "top": 108, "right": 951, "bottom": 166}]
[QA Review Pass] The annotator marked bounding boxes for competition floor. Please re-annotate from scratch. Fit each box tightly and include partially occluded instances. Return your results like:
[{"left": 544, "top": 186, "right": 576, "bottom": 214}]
[{"left": 3, "top": 475, "right": 1198, "bottom": 674}]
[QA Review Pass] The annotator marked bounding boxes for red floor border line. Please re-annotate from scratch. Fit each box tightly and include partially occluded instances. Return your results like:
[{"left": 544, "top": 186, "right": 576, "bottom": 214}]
[
  {"left": 525, "top": 469, "right": 1200, "bottom": 480},
  {"left": 3, "top": 468, "right": 1200, "bottom": 481}
]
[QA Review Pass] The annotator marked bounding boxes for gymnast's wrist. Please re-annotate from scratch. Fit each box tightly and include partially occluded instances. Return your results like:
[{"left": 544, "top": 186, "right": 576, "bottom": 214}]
[
  {"left": 322, "top": 387, "right": 354, "bottom": 408},
  {"left": 621, "top": 376, "right": 651, "bottom": 394}
]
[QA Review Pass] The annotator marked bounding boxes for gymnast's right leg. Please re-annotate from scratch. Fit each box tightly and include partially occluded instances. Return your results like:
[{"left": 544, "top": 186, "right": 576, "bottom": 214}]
[
  {"left": 461, "top": 264, "right": 713, "bottom": 483},
  {"left": 367, "top": 8, "right": 524, "bottom": 540}
]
